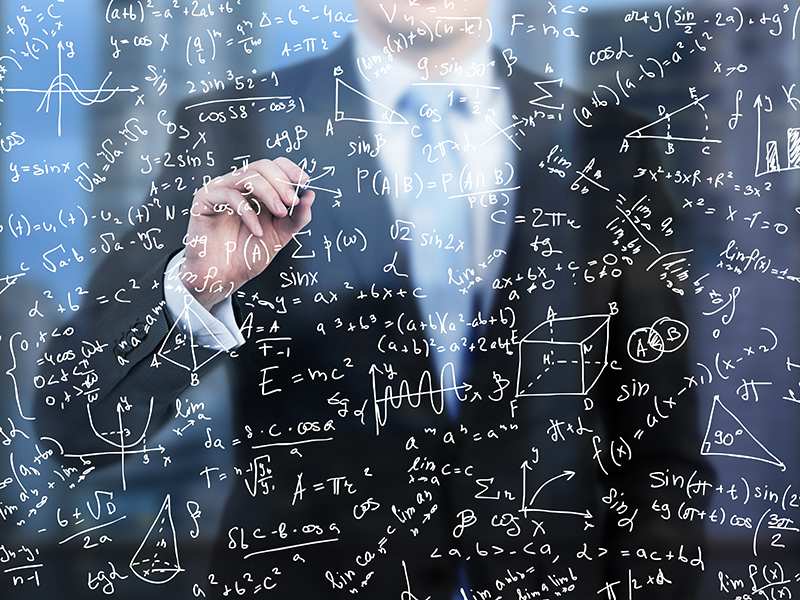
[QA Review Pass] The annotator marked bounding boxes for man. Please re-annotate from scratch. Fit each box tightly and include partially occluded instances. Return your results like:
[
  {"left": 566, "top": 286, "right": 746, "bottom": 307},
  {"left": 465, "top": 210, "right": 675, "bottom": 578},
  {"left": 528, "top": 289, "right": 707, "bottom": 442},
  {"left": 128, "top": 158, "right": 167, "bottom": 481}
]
[{"left": 37, "top": 1, "right": 710, "bottom": 597}]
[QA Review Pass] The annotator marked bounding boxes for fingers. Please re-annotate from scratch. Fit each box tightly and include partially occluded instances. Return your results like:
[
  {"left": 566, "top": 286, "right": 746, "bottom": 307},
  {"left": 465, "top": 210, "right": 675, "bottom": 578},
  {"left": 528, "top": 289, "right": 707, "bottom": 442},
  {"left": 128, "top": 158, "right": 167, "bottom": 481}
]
[
  {"left": 238, "top": 161, "right": 291, "bottom": 217},
  {"left": 182, "top": 157, "right": 313, "bottom": 310},
  {"left": 239, "top": 196, "right": 264, "bottom": 238},
  {"left": 272, "top": 156, "right": 311, "bottom": 211},
  {"left": 279, "top": 187, "right": 315, "bottom": 233},
  {"left": 239, "top": 158, "right": 310, "bottom": 223},
  {"left": 194, "top": 157, "right": 312, "bottom": 238}
]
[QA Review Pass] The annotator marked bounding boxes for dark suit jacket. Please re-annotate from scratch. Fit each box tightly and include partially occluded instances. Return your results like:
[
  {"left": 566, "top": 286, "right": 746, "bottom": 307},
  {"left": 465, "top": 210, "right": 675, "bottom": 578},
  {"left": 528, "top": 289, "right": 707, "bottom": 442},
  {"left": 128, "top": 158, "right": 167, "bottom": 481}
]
[{"left": 37, "top": 39, "right": 710, "bottom": 599}]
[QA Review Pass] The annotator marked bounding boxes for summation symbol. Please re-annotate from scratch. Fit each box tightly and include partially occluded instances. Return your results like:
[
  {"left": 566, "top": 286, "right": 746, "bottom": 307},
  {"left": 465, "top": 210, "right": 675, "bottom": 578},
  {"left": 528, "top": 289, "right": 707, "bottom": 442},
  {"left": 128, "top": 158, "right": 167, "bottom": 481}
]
[
  {"left": 129, "top": 494, "right": 183, "bottom": 584},
  {"left": 0, "top": 41, "right": 139, "bottom": 136}
]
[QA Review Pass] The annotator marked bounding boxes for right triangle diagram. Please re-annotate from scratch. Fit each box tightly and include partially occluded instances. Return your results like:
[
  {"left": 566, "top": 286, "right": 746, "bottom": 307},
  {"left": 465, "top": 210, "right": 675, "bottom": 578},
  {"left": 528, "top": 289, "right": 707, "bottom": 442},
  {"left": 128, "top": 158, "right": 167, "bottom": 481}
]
[
  {"left": 701, "top": 396, "right": 785, "bottom": 471},
  {"left": 334, "top": 79, "right": 408, "bottom": 124}
]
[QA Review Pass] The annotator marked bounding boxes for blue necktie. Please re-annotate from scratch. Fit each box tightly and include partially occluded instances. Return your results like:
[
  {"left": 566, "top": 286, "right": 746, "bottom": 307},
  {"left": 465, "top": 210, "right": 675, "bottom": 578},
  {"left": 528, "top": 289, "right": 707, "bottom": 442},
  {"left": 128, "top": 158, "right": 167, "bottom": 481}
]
[{"left": 399, "top": 86, "right": 473, "bottom": 419}]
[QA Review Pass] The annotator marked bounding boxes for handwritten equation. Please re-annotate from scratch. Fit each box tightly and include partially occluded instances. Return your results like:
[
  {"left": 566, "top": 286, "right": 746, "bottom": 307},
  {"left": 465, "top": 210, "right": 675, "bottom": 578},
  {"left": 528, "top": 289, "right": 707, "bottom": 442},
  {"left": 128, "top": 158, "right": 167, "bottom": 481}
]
[{"left": 1, "top": 1, "right": 800, "bottom": 599}]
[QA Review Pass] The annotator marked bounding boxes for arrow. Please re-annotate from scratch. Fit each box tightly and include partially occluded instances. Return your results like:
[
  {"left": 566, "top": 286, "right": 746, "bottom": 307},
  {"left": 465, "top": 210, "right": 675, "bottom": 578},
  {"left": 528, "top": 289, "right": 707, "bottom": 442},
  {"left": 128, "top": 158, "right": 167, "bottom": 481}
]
[
  {"left": 519, "top": 469, "right": 593, "bottom": 518},
  {"left": 308, "top": 165, "right": 336, "bottom": 181},
  {"left": 374, "top": 382, "right": 472, "bottom": 403},
  {"left": 3, "top": 39, "right": 140, "bottom": 136},
  {"left": 278, "top": 172, "right": 342, "bottom": 201},
  {"left": 1, "top": 84, "right": 140, "bottom": 93},
  {"left": 522, "top": 507, "right": 593, "bottom": 519},
  {"left": 302, "top": 183, "right": 342, "bottom": 198},
  {"left": 754, "top": 94, "right": 763, "bottom": 177},
  {"left": 528, "top": 470, "right": 575, "bottom": 506},
  {"left": 368, "top": 363, "right": 383, "bottom": 376},
  {"left": 118, "top": 403, "right": 126, "bottom": 490},
  {"left": 520, "top": 460, "right": 533, "bottom": 514}
]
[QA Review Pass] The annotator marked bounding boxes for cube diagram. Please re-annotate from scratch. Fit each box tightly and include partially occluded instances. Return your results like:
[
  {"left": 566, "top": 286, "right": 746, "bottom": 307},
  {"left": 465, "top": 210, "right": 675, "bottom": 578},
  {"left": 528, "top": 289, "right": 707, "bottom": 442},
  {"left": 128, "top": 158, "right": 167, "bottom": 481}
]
[{"left": 516, "top": 315, "right": 610, "bottom": 397}]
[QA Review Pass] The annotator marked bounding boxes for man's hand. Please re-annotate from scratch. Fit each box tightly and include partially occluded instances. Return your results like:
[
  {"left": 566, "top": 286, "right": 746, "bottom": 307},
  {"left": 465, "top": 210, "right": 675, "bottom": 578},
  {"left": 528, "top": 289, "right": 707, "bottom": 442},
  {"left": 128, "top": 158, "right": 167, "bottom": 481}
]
[{"left": 180, "top": 157, "right": 314, "bottom": 311}]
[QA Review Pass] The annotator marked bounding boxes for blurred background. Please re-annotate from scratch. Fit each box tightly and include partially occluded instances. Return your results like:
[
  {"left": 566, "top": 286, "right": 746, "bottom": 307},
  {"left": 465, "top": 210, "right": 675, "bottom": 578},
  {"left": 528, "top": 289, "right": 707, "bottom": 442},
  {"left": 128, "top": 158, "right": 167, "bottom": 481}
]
[{"left": 1, "top": 0, "right": 799, "bottom": 597}]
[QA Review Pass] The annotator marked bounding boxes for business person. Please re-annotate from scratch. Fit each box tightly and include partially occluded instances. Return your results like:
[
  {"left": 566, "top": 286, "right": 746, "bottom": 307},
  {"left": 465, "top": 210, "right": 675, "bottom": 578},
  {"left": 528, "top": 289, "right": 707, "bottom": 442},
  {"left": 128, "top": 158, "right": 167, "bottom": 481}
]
[{"left": 37, "top": 1, "right": 711, "bottom": 597}]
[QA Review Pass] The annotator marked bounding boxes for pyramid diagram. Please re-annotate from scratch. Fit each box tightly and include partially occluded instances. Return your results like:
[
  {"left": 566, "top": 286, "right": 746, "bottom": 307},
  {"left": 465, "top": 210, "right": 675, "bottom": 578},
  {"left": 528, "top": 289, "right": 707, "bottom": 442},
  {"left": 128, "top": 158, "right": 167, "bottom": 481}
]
[
  {"left": 130, "top": 494, "right": 183, "bottom": 584},
  {"left": 157, "top": 299, "right": 227, "bottom": 371}
]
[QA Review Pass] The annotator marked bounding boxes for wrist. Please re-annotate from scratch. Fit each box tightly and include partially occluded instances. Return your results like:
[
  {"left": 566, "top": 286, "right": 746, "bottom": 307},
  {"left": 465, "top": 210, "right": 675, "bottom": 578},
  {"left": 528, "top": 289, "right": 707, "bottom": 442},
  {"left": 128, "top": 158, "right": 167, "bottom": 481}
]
[{"left": 178, "top": 260, "right": 232, "bottom": 311}]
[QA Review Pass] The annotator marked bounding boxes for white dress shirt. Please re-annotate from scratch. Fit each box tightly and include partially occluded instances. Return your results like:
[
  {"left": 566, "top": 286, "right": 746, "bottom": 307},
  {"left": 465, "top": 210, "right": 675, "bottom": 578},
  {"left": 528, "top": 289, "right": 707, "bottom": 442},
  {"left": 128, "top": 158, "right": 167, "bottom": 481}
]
[{"left": 165, "top": 32, "right": 516, "bottom": 353}]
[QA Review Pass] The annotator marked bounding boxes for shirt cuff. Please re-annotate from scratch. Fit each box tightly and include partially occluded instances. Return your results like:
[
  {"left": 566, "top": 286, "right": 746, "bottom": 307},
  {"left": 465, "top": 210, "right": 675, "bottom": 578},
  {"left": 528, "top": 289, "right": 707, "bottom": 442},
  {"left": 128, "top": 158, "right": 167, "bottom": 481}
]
[{"left": 164, "top": 251, "right": 246, "bottom": 351}]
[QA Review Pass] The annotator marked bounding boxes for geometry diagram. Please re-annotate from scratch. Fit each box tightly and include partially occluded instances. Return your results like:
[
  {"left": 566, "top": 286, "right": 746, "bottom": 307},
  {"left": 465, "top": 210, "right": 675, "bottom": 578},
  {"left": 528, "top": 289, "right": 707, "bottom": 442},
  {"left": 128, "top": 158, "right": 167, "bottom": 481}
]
[
  {"left": 157, "top": 297, "right": 227, "bottom": 371},
  {"left": 2, "top": 43, "right": 138, "bottom": 136},
  {"left": 627, "top": 316, "right": 689, "bottom": 364},
  {"left": 82, "top": 397, "right": 159, "bottom": 491},
  {"left": 701, "top": 396, "right": 785, "bottom": 471},
  {"left": 519, "top": 464, "right": 593, "bottom": 519},
  {"left": 129, "top": 494, "right": 183, "bottom": 584},
  {"left": 753, "top": 93, "right": 800, "bottom": 177},
  {"left": 516, "top": 314, "right": 610, "bottom": 397},
  {"left": 625, "top": 93, "right": 721, "bottom": 147},
  {"left": 334, "top": 78, "right": 408, "bottom": 124}
]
